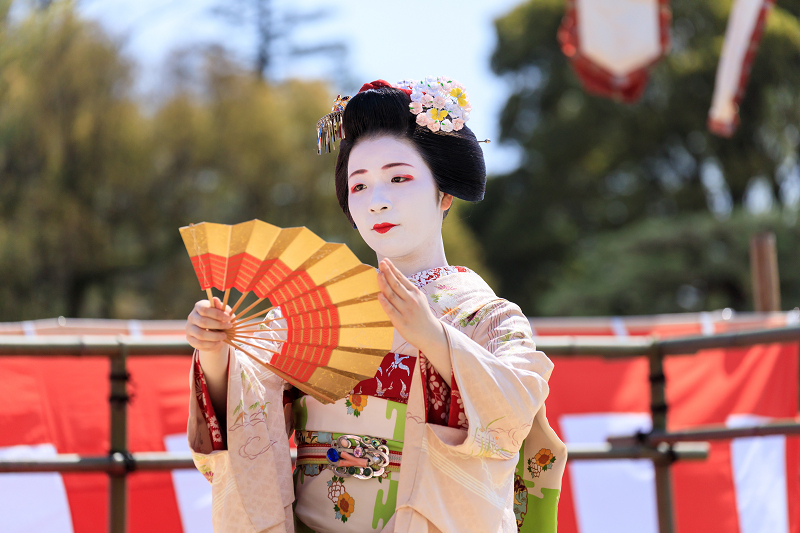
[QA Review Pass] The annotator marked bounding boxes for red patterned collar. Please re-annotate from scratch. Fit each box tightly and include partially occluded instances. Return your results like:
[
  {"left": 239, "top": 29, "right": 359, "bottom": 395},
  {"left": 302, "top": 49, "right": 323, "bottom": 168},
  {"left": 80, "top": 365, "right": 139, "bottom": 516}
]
[{"left": 407, "top": 266, "right": 470, "bottom": 289}]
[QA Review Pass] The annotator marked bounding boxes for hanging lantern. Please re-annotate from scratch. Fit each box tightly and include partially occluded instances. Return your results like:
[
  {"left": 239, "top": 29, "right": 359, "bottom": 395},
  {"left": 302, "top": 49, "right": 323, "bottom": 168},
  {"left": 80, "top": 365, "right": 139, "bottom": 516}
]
[
  {"left": 708, "top": 0, "right": 775, "bottom": 137},
  {"left": 558, "top": 0, "right": 672, "bottom": 103}
]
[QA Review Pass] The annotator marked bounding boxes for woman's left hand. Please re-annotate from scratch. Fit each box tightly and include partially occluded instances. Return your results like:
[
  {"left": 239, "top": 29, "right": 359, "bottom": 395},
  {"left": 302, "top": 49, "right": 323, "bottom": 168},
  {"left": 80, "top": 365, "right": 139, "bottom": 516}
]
[{"left": 376, "top": 259, "right": 451, "bottom": 378}]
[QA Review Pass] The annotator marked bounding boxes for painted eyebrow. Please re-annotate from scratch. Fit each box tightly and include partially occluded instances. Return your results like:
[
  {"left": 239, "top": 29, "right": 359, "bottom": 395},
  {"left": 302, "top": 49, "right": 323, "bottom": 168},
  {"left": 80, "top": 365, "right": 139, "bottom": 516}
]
[{"left": 348, "top": 162, "right": 415, "bottom": 179}]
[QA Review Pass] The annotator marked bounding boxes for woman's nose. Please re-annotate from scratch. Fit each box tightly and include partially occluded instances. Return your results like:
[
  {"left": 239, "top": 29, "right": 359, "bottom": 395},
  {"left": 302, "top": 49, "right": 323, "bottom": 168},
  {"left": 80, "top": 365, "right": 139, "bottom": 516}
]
[{"left": 368, "top": 190, "right": 392, "bottom": 213}]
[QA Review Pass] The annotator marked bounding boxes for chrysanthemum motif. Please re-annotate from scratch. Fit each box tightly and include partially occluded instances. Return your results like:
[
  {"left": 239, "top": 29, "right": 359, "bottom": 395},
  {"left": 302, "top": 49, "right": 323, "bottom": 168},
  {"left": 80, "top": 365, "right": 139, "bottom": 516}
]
[
  {"left": 527, "top": 448, "right": 557, "bottom": 478},
  {"left": 396, "top": 76, "right": 471, "bottom": 133},
  {"left": 335, "top": 491, "right": 355, "bottom": 522},
  {"left": 345, "top": 391, "right": 367, "bottom": 417},
  {"left": 535, "top": 448, "right": 555, "bottom": 468}
]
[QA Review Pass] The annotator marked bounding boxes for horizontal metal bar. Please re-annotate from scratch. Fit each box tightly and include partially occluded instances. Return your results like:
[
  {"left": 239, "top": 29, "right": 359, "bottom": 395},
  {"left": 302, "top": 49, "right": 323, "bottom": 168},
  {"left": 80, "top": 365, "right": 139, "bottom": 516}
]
[
  {"left": 0, "top": 450, "right": 301, "bottom": 473},
  {"left": 535, "top": 324, "right": 800, "bottom": 358},
  {"left": 0, "top": 444, "right": 710, "bottom": 474},
  {"left": 533, "top": 336, "right": 655, "bottom": 358},
  {"left": 607, "top": 421, "right": 800, "bottom": 448},
  {"left": 658, "top": 325, "right": 800, "bottom": 355},
  {"left": 0, "top": 324, "right": 797, "bottom": 360},
  {"left": 567, "top": 443, "right": 708, "bottom": 462},
  {"left": 649, "top": 422, "right": 800, "bottom": 444},
  {"left": 0, "top": 452, "right": 193, "bottom": 474},
  {"left": 0, "top": 336, "right": 194, "bottom": 357}
]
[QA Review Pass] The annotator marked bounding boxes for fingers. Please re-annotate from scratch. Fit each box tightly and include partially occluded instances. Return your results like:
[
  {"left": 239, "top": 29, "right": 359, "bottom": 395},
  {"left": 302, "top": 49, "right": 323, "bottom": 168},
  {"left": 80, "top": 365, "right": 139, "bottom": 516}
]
[
  {"left": 188, "top": 323, "right": 227, "bottom": 341},
  {"left": 195, "top": 300, "right": 233, "bottom": 324},
  {"left": 376, "top": 269, "right": 399, "bottom": 306},
  {"left": 186, "top": 325, "right": 226, "bottom": 351},
  {"left": 383, "top": 259, "right": 416, "bottom": 292},
  {"left": 377, "top": 292, "right": 399, "bottom": 319},
  {"left": 379, "top": 260, "right": 409, "bottom": 297},
  {"left": 189, "top": 311, "right": 230, "bottom": 331}
]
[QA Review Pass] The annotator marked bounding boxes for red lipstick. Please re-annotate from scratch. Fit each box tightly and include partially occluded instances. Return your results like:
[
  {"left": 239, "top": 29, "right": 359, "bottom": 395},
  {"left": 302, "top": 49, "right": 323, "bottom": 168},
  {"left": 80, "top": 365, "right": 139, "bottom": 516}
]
[{"left": 372, "top": 223, "right": 398, "bottom": 234}]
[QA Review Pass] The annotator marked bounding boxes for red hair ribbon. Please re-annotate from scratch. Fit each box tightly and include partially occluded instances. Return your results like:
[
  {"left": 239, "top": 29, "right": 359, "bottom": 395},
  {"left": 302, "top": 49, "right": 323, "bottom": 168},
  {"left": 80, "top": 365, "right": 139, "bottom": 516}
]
[{"left": 358, "top": 79, "right": 412, "bottom": 96}]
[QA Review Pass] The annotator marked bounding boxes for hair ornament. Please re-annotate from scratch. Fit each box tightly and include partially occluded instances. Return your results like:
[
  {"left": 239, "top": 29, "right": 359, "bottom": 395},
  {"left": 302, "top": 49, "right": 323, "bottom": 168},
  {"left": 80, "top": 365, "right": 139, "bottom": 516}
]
[
  {"left": 396, "top": 76, "right": 472, "bottom": 133},
  {"left": 316, "top": 94, "right": 351, "bottom": 154},
  {"left": 316, "top": 77, "right": 473, "bottom": 153}
]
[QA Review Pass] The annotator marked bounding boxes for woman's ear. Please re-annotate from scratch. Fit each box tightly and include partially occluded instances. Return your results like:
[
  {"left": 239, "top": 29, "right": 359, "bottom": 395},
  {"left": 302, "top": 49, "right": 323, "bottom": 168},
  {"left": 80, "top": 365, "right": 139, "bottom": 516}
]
[{"left": 440, "top": 193, "right": 454, "bottom": 211}]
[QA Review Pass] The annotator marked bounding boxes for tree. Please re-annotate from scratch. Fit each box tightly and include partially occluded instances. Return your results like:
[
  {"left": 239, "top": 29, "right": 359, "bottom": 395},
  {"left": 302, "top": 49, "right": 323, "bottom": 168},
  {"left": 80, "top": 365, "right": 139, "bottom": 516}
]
[
  {"left": 0, "top": 1, "right": 491, "bottom": 320},
  {"left": 538, "top": 210, "right": 800, "bottom": 316},
  {"left": 466, "top": 0, "right": 800, "bottom": 315},
  {"left": 212, "top": 0, "right": 348, "bottom": 84}
]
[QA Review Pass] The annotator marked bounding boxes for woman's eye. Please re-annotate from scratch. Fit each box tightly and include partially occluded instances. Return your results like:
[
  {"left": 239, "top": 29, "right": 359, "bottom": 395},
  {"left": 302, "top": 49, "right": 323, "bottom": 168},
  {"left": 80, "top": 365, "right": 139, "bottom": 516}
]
[
  {"left": 391, "top": 176, "right": 412, "bottom": 183},
  {"left": 350, "top": 184, "right": 365, "bottom": 193}
]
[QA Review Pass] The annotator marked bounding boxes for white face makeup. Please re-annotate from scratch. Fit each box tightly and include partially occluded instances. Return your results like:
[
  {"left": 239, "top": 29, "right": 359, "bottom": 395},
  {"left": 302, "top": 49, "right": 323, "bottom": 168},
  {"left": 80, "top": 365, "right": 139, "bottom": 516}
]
[{"left": 347, "top": 136, "right": 452, "bottom": 264}]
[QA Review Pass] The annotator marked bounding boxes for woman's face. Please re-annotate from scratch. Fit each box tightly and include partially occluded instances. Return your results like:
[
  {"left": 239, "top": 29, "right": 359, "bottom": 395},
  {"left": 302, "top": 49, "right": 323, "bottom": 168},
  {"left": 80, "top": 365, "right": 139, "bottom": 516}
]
[{"left": 347, "top": 135, "right": 451, "bottom": 260}]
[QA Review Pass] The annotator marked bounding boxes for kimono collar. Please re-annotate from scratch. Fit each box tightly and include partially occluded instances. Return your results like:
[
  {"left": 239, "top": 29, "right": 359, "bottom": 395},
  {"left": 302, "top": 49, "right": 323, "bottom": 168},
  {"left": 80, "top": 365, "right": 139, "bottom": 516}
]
[{"left": 407, "top": 266, "right": 471, "bottom": 289}]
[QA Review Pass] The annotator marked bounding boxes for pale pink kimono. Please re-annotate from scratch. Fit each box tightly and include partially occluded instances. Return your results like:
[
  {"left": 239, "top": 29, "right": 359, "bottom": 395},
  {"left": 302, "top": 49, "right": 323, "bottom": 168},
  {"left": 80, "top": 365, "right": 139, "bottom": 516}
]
[{"left": 188, "top": 266, "right": 566, "bottom": 532}]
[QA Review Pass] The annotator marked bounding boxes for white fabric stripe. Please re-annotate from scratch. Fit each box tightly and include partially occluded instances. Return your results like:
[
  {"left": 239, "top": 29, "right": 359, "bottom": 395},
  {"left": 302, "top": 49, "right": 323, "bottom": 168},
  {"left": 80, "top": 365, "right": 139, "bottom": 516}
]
[
  {"left": 786, "top": 308, "right": 800, "bottom": 325},
  {"left": 560, "top": 413, "right": 657, "bottom": 533},
  {"left": 213, "top": 479, "right": 232, "bottom": 517},
  {"left": 0, "top": 444, "right": 74, "bottom": 533},
  {"left": 420, "top": 434, "right": 506, "bottom": 508},
  {"left": 127, "top": 320, "right": 143, "bottom": 338},
  {"left": 726, "top": 415, "right": 789, "bottom": 533},
  {"left": 22, "top": 321, "right": 36, "bottom": 336},
  {"left": 611, "top": 317, "right": 628, "bottom": 337},
  {"left": 165, "top": 434, "right": 213, "bottom": 533},
  {"left": 699, "top": 312, "right": 715, "bottom": 336}
]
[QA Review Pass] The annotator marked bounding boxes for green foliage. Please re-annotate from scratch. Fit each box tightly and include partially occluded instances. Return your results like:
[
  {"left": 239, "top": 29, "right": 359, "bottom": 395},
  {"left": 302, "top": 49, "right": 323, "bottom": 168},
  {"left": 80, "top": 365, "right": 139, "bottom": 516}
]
[
  {"left": 466, "top": 0, "right": 800, "bottom": 315},
  {"left": 540, "top": 210, "right": 800, "bottom": 316},
  {"left": 0, "top": 3, "right": 490, "bottom": 320},
  {"left": 442, "top": 201, "right": 497, "bottom": 288}
]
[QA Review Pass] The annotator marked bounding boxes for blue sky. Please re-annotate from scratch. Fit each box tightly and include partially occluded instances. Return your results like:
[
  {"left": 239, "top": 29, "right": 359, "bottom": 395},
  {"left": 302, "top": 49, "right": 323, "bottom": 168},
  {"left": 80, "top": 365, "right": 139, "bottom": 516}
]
[{"left": 77, "top": 0, "right": 528, "bottom": 174}]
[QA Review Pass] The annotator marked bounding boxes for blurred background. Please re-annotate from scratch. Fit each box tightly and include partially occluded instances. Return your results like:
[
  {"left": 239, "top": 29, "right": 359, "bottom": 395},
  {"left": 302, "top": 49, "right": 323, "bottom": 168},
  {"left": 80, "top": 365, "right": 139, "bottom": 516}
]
[{"left": 1, "top": 0, "right": 800, "bottom": 322}]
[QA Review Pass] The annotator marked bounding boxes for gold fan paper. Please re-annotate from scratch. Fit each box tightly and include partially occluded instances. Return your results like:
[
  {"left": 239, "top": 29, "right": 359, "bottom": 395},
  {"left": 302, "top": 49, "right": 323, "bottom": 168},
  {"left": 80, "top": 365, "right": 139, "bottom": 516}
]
[{"left": 179, "top": 220, "right": 393, "bottom": 404}]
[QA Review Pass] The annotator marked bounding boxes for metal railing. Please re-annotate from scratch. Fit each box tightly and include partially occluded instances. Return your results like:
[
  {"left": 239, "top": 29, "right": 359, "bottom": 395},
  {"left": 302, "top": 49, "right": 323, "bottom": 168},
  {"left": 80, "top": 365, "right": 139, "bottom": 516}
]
[{"left": 0, "top": 324, "right": 799, "bottom": 533}]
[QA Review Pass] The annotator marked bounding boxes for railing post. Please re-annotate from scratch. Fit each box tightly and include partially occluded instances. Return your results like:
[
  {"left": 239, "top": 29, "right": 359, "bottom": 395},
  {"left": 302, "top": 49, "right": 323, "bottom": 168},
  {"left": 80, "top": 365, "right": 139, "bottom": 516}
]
[
  {"left": 108, "top": 340, "right": 129, "bottom": 533},
  {"left": 749, "top": 232, "right": 781, "bottom": 312},
  {"left": 649, "top": 341, "right": 675, "bottom": 533}
]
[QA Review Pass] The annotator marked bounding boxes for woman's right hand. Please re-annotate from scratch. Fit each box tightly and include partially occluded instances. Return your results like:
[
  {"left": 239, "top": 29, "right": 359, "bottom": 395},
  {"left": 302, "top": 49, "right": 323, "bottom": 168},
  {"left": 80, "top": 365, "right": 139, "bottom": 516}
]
[{"left": 186, "top": 297, "right": 234, "bottom": 356}]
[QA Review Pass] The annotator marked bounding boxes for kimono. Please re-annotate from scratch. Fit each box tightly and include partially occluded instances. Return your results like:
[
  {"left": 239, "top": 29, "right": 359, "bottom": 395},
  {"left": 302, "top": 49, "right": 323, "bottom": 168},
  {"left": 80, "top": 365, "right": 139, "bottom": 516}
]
[{"left": 188, "top": 266, "right": 566, "bottom": 533}]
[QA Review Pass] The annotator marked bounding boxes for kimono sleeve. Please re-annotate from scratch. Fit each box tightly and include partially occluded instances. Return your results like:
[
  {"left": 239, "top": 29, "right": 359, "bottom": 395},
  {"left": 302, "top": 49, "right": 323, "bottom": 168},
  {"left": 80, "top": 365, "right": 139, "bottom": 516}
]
[
  {"left": 441, "top": 299, "right": 553, "bottom": 459},
  {"left": 186, "top": 320, "right": 296, "bottom": 533}
]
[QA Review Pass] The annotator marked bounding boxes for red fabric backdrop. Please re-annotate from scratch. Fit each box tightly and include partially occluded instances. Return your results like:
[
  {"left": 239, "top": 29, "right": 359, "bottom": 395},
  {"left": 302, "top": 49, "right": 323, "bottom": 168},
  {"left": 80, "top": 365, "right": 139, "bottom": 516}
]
[{"left": 1, "top": 315, "right": 798, "bottom": 532}]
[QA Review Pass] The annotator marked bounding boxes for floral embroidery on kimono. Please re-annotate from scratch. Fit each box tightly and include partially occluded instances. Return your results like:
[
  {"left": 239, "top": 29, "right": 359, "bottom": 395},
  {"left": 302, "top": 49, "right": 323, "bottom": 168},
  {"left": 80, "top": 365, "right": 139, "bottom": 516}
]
[
  {"left": 407, "top": 265, "right": 468, "bottom": 287},
  {"left": 326, "top": 476, "right": 354, "bottom": 522},
  {"left": 527, "top": 448, "right": 557, "bottom": 477},
  {"left": 344, "top": 390, "right": 367, "bottom": 417}
]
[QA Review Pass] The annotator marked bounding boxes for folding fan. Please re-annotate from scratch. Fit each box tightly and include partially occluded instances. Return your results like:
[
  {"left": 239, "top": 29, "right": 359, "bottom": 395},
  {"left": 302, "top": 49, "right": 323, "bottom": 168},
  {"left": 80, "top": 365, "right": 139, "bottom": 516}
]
[{"left": 179, "top": 220, "right": 394, "bottom": 404}]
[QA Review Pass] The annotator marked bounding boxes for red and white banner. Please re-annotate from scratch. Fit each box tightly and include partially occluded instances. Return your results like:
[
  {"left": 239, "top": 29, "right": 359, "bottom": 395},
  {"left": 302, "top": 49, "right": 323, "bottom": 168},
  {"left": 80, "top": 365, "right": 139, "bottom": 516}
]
[
  {"left": 708, "top": 0, "right": 774, "bottom": 137},
  {"left": 558, "top": 0, "right": 671, "bottom": 102},
  {"left": 1, "top": 312, "right": 798, "bottom": 532}
]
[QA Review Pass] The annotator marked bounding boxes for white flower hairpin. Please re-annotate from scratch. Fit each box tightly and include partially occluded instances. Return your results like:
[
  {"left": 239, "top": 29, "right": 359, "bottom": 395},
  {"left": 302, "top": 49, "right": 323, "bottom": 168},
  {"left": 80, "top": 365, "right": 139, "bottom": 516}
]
[{"left": 396, "top": 76, "right": 472, "bottom": 133}]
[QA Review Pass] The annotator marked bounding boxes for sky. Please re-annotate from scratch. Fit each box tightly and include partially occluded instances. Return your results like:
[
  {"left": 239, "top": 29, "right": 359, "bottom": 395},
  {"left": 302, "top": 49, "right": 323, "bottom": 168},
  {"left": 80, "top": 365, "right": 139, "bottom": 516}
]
[{"left": 77, "top": 0, "right": 529, "bottom": 175}]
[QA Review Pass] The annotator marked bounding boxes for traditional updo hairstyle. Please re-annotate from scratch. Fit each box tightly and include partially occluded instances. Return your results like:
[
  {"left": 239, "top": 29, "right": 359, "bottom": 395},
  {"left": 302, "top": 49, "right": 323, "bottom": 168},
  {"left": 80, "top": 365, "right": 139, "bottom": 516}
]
[{"left": 334, "top": 84, "right": 486, "bottom": 225}]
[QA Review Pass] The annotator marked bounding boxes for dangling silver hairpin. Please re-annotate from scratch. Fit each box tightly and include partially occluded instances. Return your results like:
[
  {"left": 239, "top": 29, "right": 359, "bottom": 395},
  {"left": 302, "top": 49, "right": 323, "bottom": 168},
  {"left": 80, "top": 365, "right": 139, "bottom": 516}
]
[{"left": 316, "top": 95, "right": 351, "bottom": 154}]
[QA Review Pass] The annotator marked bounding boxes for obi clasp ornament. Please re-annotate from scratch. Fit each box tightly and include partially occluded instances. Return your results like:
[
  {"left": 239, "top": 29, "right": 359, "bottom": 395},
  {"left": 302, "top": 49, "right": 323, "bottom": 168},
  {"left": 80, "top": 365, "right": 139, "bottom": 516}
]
[{"left": 326, "top": 434, "right": 390, "bottom": 480}]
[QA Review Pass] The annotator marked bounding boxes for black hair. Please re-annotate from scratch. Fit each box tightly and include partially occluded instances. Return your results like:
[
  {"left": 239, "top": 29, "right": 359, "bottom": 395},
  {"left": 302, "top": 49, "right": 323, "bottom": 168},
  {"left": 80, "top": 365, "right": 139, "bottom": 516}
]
[{"left": 334, "top": 87, "right": 486, "bottom": 224}]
